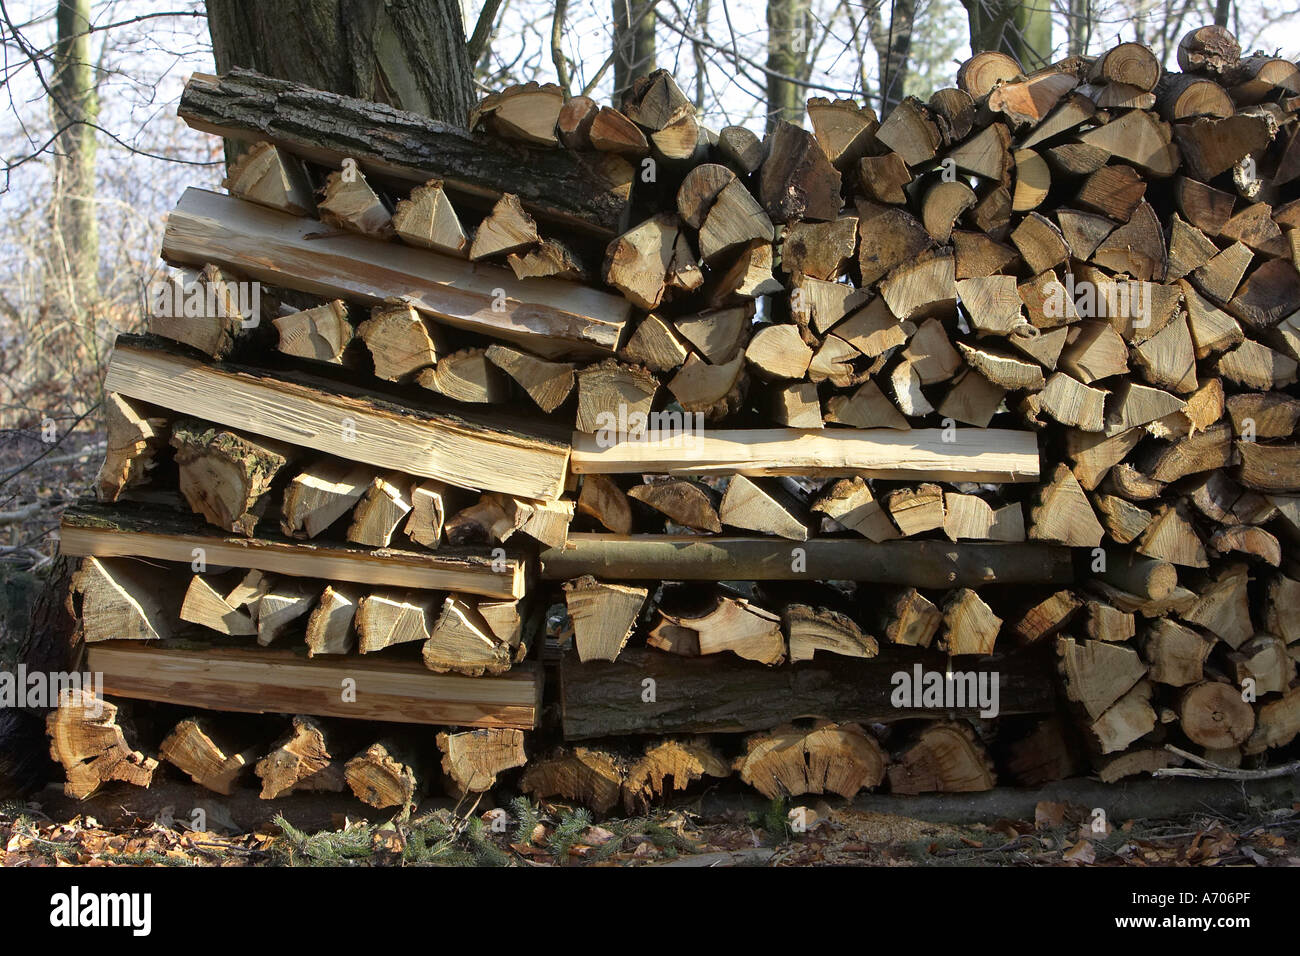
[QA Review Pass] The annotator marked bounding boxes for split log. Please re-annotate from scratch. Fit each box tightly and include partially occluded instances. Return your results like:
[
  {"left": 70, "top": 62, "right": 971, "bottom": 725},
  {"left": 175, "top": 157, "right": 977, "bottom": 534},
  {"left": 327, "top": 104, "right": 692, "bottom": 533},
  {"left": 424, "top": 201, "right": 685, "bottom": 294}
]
[
  {"left": 281, "top": 457, "right": 372, "bottom": 539},
  {"left": 391, "top": 179, "right": 468, "bottom": 256},
  {"left": 940, "top": 588, "right": 1002, "bottom": 655},
  {"left": 1141, "top": 619, "right": 1213, "bottom": 686},
  {"left": 1029, "top": 464, "right": 1104, "bottom": 547},
  {"left": 1057, "top": 636, "right": 1147, "bottom": 720},
  {"left": 577, "top": 475, "right": 634, "bottom": 535},
  {"left": 256, "top": 578, "right": 317, "bottom": 646},
  {"left": 887, "top": 721, "right": 995, "bottom": 794},
  {"left": 627, "top": 479, "right": 721, "bottom": 532},
  {"left": 810, "top": 477, "right": 899, "bottom": 541},
  {"left": 738, "top": 722, "right": 886, "bottom": 799},
  {"left": 317, "top": 167, "right": 392, "bottom": 237},
  {"left": 347, "top": 474, "right": 414, "bottom": 548},
  {"left": 563, "top": 576, "right": 647, "bottom": 663},
  {"left": 221, "top": 140, "right": 314, "bottom": 214},
  {"left": 574, "top": 360, "right": 659, "bottom": 434},
  {"left": 273, "top": 300, "right": 353, "bottom": 365},
  {"left": 1088, "top": 680, "right": 1156, "bottom": 754},
  {"left": 520, "top": 747, "right": 624, "bottom": 813},
  {"left": 180, "top": 574, "right": 256, "bottom": 636},
  {"left": 159, "top": 718, "right": 254, "bottom": 795},
  {"left": 304, "top": 582, "right": 362, "bottom": 657},
  {"left": 882, "top": 588, "right": 942, "bottom": 648},
  {"left": 658, "top": 593, "right": 784, "bottom": 665},
  {"left": 485, "top": 344, "right": 575, "bottom": 413},
  {"left": 170, "top": 419, "right": 292, "bottom": 537},
  {"left": 356, "top": 589, "right": 436, "bottom": 654},
  {"left": 345, "top": 741, "right": 419, "bottom": 808},
  {"left": 96, "top": 393, "right": 168, "bottom": 503},
  {"left": 718, "top": 475, "right": 808, "bottom": 540},
  {"left": 417, "top": 348, "right": 510, "bottom": 404},
  {"left": 469, "top": 193, "right": 539, "bottom": 261},
  {"left": 623, "top": 738, "right": 730, "bottom": 812},
  {"left": 436, "top": 728, "right": 527, "bottom": 793},
  {"left": 759, "top": 121, "right": 843, "bottom": 222},
  {"left": 71, "top": 556, "right": 181, "bottom": 644},
  {"left": 784, "top": 604, "right": 879, "bottom": 663},
  {"left": 47, "top": 690, "right": 158, "bottom": 800},
  {"left": 255, "top": 716, "right": 344, "bottom": 799}
]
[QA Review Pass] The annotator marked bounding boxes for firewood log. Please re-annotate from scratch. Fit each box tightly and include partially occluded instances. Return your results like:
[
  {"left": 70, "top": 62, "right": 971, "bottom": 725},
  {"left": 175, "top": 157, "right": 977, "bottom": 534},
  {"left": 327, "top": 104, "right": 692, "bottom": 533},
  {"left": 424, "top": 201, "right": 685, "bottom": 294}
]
[
  {"left": 392, "top": 179, "right": 468, "bottom": 256},
  {"left": 423, "top": 594, "right": 514, "bottom": 676},
  {"left": 783, "top": 603, "right": 879, "bottom": 662},
  {"left": 222, "top": 141, "right": 314, "bottom": 215},
  {"left": 520, "top": 747, "right": 625, "bottom": 813},
  {"left": 628, "top": 478, "right": 721, "bottom": 532},
  {"left": 304, "top": 582, "right": 363, "bottom": 657},
  {"left": 563, "top": 576, "right": 647, "bottom": 663},
  {"left": 939, "top": 588, "right": 1003, "bottom": 655},
  {"left": 97, "top": 393, "right": 168, "bottom": 503},
  {"left": 1178, "top": 681, "right": 1255, "bottom": 748},
  {"left": 317, "top": 167, "right": 393, "bottom": 238},
  {"left": 887, "top": 721, "right": 995, "bottom": 794},
  {"left": 436, "top": 728, "right": 527, "bottom": 793},
  {"left": 622, "top": 738, "right": 729, "bottom": 812},
  {"left": 47, "top": 690, "right": 158, "bottom": 800},
  {"left": 71, "top": 556, "right": 182, "bottom": 644},
  {"left": 737, "top": 721, "right": 886, "bottom": 798},
  {"left": 180, "top": 573, "right": 256, "bottom": 636},
  {"left": 255, "top": 716, "right": 344, "bottom": 799},
  {"left": 159, "top": 718, "right": 255, "bottom": 795},
  {"left": 345, "top": 741, "right": 420, "bottom": 808}
]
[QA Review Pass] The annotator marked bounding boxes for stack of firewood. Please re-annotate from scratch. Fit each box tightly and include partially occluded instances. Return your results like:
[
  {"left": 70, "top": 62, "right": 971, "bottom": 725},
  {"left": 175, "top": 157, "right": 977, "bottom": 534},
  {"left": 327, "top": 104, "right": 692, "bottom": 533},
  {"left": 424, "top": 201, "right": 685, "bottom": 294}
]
[{"left": 49, "top": 25, "right": 1300, "bottom": 811}]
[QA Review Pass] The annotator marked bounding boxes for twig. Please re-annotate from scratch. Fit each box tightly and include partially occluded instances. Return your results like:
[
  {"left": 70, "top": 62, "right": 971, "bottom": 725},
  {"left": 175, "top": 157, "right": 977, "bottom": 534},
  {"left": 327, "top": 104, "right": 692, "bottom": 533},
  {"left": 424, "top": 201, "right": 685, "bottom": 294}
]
[{"left": 1153, "top": 745, "right": 1300, "bottom": 780}]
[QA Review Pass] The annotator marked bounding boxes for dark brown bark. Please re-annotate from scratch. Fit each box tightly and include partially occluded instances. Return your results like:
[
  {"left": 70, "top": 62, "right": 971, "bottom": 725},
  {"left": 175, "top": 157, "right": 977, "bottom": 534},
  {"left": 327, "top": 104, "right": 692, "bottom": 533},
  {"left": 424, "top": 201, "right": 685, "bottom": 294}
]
[
  {"left": 205, "top": 0, "right": 475, "bottom": 127},
  {"left": 560, "top": 647, "right": 1056, "bottom": 738}
]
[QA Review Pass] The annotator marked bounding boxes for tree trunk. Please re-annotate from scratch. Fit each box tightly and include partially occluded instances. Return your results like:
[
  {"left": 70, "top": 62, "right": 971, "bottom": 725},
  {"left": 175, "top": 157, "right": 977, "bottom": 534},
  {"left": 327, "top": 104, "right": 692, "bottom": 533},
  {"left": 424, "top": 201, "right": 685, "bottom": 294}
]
[
  {"left": 205, "top": 0, "right": 474, "bottom": 127},
  {"left": 48, "top": 0, "right": 99, "bottom": 318},
  {"left": 961, "top": 0, "right": 1052, "bottom": 72},
  {"left": 612, "top": 0, "right": 657, "bottom": 102},
  {"left": 870, "top": 0, "right": 916, "bottom": 115},
  {"left": 765, "top": 0, "right": 811, "bottom": 131},
  {"left": 1068, "top": 0, "right": 1090, "bottom": 56},
  {"left": 1214, "top": 0, "right": 1232, "bottom": 27}
]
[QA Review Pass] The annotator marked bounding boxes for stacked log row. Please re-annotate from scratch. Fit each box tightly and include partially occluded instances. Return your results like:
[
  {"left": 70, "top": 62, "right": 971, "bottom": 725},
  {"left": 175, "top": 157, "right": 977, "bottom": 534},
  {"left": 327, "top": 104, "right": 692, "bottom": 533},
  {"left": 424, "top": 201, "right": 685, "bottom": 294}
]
[{"left": 50, "top": 26, "right": 1300, "bottom": 811}]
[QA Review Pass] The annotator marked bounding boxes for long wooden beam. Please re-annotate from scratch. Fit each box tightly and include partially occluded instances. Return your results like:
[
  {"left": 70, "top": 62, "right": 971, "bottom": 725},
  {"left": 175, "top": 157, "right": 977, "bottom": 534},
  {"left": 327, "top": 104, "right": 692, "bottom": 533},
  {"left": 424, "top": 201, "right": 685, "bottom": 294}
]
[
  {"left": 89, "top": 640, "right": 541, "bottom": 730},
  {"left": 162, "top": 188, "right": 630, "bottom": 360},
  {"left": 560, "top": 648, "right": 1055, "bottom": 738},
  {"left": 178, "top": 69, "right": 630, "bottom": 238},
  {"left": 104, "top": 334, "right": 570, "bottom": 500},
  {"left": 539, "top": 534, "right": 1073, "bottom": 587},
  {"left": 570, "top": 428, "right": 1041, "bottom": 482},
  {"left": 61, "top": 499, "right": 526, "bottom": 600}
]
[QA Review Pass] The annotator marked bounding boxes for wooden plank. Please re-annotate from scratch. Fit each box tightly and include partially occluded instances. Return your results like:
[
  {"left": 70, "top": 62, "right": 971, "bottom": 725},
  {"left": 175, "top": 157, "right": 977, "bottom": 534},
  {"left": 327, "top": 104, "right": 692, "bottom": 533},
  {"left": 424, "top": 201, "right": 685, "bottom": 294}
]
[
  {"left": 60, "top": 499, "right": 525, "bottom": 600},
  {"left": 104, "top": 335, "right": 570, "bottom": 501},
  {"left": 178, "top": 69, "right": 629, "bottom": 238},
  {"left": 89, "top": 640, "right": 540, "bottom": 730},
  {"left": 559, "top": 647, "right": 1055, "bottom": 738},
  {"left": 162, "top": 188, "right": 630, "bottom": 359},
  {"left": 571, "top": 428, "right": 1040, "bottom": 482},
  {"left": 538, "top": 534, "right": 1073, "bottom": 587}
]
